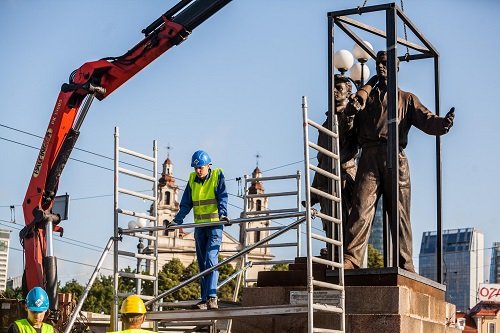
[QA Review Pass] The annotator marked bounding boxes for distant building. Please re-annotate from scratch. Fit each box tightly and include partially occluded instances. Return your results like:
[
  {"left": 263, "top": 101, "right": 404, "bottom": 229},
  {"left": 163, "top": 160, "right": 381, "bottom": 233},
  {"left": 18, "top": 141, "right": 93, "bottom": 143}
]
[
  {"left": 0, "top": 229, "right": 10, "bottom": 291},
  {"left": 6, "top": 275, "right": 22, "bottom": 290},
  {"left": 368, "top": 199, "right": 384, "bottom": 255},
  {"left": 490, "top": 242, "right": 500, "bottom": 284},
  {"left": 419, "top": 228, "right": 484, "bottom": 311},
  {"left": 457, "top": 301, "right": 500, "bottom": 333}
]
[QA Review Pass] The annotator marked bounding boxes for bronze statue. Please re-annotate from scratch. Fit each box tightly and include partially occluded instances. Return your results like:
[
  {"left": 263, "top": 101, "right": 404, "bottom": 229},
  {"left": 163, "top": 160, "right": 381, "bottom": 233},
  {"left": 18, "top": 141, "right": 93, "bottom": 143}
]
[
  {"left": 343, "top": 51, "right": 455, "bottom": 272},
  {"left": 311, "top": 74, "right": 358, "bottom": 239}
]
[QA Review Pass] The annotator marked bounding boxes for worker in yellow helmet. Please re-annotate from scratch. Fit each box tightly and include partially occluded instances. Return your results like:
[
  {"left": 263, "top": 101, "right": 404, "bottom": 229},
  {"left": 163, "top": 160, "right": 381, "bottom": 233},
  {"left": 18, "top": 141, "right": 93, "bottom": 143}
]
[{"left": 117, "top": 295, "right": 150, "bottom": 333}]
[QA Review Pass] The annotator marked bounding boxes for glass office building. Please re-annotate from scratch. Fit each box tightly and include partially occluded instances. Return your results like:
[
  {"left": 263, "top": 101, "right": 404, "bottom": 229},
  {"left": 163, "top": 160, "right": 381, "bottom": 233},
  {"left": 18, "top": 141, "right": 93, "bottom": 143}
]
[
  {"left": 419, "top": 228, "right": 484, "bottom": 312},
  {"left": 368, "top": 199, "right": 384, "bottom": 255},
  {"left": 490, "top": 242, "right": 500, "bottom": 284}
]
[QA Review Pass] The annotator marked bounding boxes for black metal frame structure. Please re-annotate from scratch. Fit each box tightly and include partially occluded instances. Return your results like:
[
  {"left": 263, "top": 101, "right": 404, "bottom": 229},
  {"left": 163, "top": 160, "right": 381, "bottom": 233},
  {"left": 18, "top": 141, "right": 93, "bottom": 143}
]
[{"left": 328, "top": 3, "right": 444, "bottom": 283}]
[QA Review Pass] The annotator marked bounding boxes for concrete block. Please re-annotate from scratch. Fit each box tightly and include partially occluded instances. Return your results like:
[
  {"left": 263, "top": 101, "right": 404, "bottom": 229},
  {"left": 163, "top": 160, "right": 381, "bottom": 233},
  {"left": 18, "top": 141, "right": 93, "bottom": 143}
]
[
  {"left": 429, "top": 297, "right": 447, "bottom": 323},
  {"left": 422, "top": 320, "right": 446, "bottom": 333},
  {"left": 347, "top": 314, "right": 402, "bottom": 333},
  {"left": 345, "top": 286, "right": 409, "bottom": 314},
  {"left": 409, "top": 290, "right": 430, "bottom": 319}
]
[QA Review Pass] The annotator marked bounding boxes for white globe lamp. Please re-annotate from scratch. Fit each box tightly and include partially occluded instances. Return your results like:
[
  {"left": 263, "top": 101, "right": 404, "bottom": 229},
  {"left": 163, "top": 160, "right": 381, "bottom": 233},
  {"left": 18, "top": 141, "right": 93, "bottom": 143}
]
[
  {"left": 350, "top": 63, "right": 370, "bottom": 83},
  {"left": 333, "top": 49, "right": 354, "bottom": 74},
  {"left": 352, "top": 40, "right": 374, "bottom": 63}
]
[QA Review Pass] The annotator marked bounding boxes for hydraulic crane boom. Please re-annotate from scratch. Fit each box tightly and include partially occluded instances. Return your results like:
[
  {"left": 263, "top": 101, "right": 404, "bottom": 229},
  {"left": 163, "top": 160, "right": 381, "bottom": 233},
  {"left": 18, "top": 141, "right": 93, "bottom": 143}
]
[{"left": 20, "top": 0, "right": 232, "bottom": 316}]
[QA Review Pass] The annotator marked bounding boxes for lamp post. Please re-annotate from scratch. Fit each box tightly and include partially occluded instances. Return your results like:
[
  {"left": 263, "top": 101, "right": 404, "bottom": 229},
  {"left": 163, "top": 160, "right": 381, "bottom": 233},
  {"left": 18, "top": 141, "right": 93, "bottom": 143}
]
[
  {"left": 333, "top": 41, "right": 374, "bottom": 89},
  {"left": 128, "top": 217, "right": 147, "bottom": 294}
]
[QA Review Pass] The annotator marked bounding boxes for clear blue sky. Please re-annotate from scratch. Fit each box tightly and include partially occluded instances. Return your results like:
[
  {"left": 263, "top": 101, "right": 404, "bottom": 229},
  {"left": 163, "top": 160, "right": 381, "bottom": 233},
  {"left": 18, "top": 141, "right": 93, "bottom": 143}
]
[{"left": 1, "top": 0, "right": 499, "bottom": 284}]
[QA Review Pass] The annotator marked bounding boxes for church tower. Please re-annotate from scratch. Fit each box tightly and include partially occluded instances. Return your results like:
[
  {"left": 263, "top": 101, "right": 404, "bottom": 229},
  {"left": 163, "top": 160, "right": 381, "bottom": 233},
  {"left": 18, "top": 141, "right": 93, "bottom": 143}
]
[
  {"left": 242, "top": 166, "right": 270, "bottom": 255},
  {"left": 157, "top": 158, "right": 182, "bottom": 237}
]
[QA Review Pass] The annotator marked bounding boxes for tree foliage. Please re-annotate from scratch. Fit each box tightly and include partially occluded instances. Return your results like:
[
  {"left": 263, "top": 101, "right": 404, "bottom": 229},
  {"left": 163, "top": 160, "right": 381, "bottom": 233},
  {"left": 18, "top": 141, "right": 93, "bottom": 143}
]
[
  {"left": 367, "top": 244, "right": 384, "bottom": 268},
  {"left": 271, "top": 263, "right": 289, "bottom": 271},
  {"left": 1, "top": 286, "right": 23, "bottom": 300},
  {"left": 56, "top": 256, "right": 242, "bottom": 314}
]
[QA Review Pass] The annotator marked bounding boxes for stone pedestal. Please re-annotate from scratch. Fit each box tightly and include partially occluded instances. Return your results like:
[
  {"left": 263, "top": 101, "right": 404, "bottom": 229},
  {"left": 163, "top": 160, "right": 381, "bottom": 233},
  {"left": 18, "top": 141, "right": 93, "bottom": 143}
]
[{"left": 232, "top": 264, "right": 462, "bottom": 333}]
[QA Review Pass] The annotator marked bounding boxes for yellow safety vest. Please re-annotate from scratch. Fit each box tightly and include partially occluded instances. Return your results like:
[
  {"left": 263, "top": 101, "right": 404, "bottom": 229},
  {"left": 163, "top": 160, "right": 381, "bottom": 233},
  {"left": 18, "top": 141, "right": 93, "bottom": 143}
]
[
  {"left": 189, "top": 168, "right": 221, "bottom": 223},
  {"left": 14, "top": 319, "right": 54, "bottom": 333}
]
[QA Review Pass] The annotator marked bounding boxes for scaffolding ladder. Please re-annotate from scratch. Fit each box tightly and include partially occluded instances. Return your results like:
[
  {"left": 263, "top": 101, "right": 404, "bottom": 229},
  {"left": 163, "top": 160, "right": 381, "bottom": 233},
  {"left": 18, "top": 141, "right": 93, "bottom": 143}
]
[
  {"left": 112, "top": 126, "right": 159, "bottom": 330},
  {"left": 240, "top": 171, "right": 302, "bottom": 287},
  {"left": 302, "top": 96, "right": 345, "bottom": 332}
]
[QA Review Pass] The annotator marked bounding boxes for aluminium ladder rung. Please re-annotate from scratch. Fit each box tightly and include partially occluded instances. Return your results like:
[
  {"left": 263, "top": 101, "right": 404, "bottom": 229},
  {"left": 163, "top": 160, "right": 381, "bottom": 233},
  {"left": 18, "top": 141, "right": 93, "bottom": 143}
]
[
  {"left": 313, "top": 328, "right": 344, "bottom": 333},
  {"left": 246, "top": 226, "right": 287, "bottom": 232},
  {"left": 127, "top": 232, "right": 157, "bottom": 241},
  {"left": 244, "top": 208, "right": 298, "bottom": 215},
  {"left": 118, "top": 146, "right": 155, "bottom": 162},
  {"left": 245, "top": 174, "right": 299, "bottom": 182},
  {"left": 118, "top": 187, "right": 156, "bottom": 202},
  {"left": 312, "top": 304, "right": 343, "bottom": 314},
  {"left": 311, "top": 256, "right": 342, "bottom": 269},
  {"left": 118, "top": 167, "right": 156, "bottom": 182},
  {"left": 118, "top": 272, "right": 157, "bottom": 281},
  {"left": 117, "top": 292, "right": 155, "bottom": 301},
  {"left": 251, "top": 259, "right": 294, "bottom": 266},
  {"left": 245, "top": 191, "right": 298, "bottom": 198},
  {"left": 308, "top": 142, "right": 339, "bottom": 160},
  {"left": 307, "top": 118, "right": 339, "bottom": 139},
  {"left": 313, "top": 211, "right": 342, "bottom": 224},
  {"left": 117, "top": 208, "right": 157, "bottom": 221},
  {"left": 311, "top": 233, "right": 342, "bottom": 247},
  {"left": 312, "top": 279, "right": 344, "bottom": 291},
  {"left": 256, "top": 242, "right": 297, "bottom": 248},
  {"left": 310, "top": 187, "right": 340, "bottom": 203},
  {"left": 309, "top": 164, "right": 340, "bottom": 182},
  {"left": 118, "top": 250, "right": 157, "bottom": 261}
]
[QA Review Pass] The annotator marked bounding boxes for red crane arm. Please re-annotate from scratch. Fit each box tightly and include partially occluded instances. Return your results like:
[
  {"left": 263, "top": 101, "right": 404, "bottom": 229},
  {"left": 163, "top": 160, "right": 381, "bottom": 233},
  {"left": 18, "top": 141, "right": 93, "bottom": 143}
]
[{"left": 20, "top": 0, "right": 232, "bottom": 316}]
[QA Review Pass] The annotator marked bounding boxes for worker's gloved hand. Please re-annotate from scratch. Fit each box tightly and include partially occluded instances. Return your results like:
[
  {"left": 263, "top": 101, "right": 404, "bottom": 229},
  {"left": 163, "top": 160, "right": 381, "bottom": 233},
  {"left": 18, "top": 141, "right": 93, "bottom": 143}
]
[
  {"left": 164, "top": 220, "right": 176, "bottom": 231},
  {"left": 443, "top": 107, "right": 455, "bottom": 133},
  {"left": 220, "top": 216, "right": 231, "bottom": 227}
]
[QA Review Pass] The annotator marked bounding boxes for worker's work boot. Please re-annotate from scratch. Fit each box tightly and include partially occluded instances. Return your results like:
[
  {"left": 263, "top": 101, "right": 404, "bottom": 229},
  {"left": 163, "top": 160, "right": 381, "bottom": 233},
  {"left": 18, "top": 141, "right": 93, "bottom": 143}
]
[
  {"left": 207, "top": 297, "right": 218, "bottom": 309},
  {"left": 192, "top": 300, "right": 207, "bottom": 310}
]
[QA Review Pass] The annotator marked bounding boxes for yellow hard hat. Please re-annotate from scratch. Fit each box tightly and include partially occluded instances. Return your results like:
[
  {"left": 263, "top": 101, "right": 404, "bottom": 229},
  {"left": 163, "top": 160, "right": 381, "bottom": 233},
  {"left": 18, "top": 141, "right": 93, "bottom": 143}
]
[{"left": 120, "top": 295, "right": 146, "bottom": 314}]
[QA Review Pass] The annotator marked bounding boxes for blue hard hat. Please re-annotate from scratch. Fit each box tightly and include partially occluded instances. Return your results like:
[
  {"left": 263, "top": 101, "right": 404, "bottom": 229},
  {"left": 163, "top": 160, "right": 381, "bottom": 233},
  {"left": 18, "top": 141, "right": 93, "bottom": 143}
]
[
  {"left": 191, "top": 150, "right": 211, "bottom": 167},
  {"left": 26, "top": 287, "right": 49, "bottom": 312}
]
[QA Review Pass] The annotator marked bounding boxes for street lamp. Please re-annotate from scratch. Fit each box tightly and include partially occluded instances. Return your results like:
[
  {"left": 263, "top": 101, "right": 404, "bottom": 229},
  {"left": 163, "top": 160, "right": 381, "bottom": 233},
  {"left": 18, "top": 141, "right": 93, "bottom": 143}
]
[{"left": 333, "top": 41, "right": 374, "bottom": 88}]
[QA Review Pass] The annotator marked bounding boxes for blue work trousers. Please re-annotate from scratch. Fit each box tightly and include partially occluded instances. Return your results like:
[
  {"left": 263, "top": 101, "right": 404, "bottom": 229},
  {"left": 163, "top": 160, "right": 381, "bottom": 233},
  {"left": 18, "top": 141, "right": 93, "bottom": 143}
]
[{"left": 194, "top": 225, "right": 223, "bottom": 301}]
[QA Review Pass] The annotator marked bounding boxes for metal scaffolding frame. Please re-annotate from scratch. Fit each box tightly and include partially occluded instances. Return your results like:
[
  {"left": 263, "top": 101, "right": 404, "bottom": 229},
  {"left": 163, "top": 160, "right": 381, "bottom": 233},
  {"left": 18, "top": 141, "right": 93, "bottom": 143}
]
[
  {"left": 328, "top": 2, "right": 444, "bottom": 282},
  {"left": 113, "top": 126, "right": 159, "bottom": 330},
  {"left": 240, "top": 171, "right": 302, "bottom": 287}
]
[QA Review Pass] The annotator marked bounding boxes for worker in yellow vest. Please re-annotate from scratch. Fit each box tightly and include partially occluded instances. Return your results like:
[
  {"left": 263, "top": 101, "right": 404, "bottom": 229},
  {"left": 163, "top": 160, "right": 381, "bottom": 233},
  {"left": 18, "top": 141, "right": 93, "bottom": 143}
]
[
  {"left": 173, "top": 150, "right": 228, "bottom": 310},
  {"left": 8, "top": 287, "right": 54, "bottom": 333},
  {"left": 116, "top": 295, "right": 151, "bottom": 333}
]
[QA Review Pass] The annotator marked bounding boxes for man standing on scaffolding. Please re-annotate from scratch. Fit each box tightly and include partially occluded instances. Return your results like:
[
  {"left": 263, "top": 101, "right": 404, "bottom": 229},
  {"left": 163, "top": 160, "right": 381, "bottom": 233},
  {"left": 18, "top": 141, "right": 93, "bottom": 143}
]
[{"left": 173, "top": 150, "right": 228, "bottom": 310}]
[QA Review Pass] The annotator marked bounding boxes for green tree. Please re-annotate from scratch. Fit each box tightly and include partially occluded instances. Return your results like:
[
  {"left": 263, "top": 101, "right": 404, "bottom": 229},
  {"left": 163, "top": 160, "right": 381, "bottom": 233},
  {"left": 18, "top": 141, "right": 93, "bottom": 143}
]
[
  {"left": 60, "top": 275, "right": 114, "bottom": 314},
  {"left": 1, "top": 286, "right": 23, "bottom": 300},
  {"left": 217, "top": 258, "right": 238, "bottom": 301},
  {"left": 271, "top": 263, "right": 289, "bottom": 271},
  {"left": 367, "top": 244, "right": 384, "bottom": 268},
  {"left": 158, "top": 258, "right": 198, "bottom": 302},
  {"left": 60, "top": 279, "right": 84, "bottom": 300}
]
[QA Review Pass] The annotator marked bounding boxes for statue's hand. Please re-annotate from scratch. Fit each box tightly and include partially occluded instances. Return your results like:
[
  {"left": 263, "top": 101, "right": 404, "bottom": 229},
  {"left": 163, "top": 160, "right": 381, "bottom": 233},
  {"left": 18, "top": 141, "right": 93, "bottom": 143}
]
[{"left": 443, "top": 107, "right": 455, "bottom": 132}]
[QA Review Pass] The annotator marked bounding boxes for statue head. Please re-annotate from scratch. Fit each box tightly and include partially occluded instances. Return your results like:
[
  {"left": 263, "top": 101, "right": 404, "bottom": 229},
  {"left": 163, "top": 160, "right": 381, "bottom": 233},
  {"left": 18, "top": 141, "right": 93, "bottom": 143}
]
[
  {"left": 375, "top": 51, "right": 399, "bottom": 83},
  {"left": 333, "top": 74, "right": 352, "bottom": 107}
]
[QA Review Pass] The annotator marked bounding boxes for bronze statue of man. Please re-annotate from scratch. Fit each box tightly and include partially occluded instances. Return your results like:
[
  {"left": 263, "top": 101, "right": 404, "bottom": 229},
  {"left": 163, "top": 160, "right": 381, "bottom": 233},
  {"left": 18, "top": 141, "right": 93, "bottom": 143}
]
[
  {"left": 343, "top": 50, "right": 455, "bottom": 272},
  {"left": 311, "top": 74, "right": 358, "bottom": 233}
]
